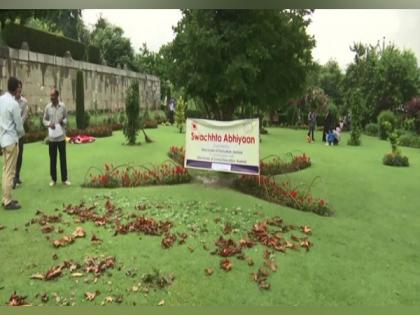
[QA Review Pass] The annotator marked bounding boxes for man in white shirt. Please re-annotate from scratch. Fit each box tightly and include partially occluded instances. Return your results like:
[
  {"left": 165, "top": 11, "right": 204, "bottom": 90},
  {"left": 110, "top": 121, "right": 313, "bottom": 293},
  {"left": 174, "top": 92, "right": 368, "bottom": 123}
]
[
  {"left": 0, "top": 77, "right": 25, "bottom": 210},
  {"left": 13, "top": 80, "right": 29, "bottom": 189},
  {"left": 43, "top": 88, "right": 70, "bottom": 187}
]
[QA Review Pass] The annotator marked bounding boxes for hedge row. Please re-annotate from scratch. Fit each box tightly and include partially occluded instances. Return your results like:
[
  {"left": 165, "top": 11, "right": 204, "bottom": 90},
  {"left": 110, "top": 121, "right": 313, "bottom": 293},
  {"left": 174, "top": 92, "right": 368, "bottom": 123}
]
[{"left": 1, "top": 23, "right": 100, "bottom": 64}]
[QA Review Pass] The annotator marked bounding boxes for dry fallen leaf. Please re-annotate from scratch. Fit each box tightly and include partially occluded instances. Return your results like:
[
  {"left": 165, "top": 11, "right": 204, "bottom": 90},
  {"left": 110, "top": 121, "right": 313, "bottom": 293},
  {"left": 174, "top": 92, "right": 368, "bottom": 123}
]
[
  {"left": 300, "top": 225, "right": 312, "bottom": 235},
  {"left": 265, "top": 259, "right": 277, "bottom": 272},
  {"left": 52, "top": 235, "right": 74, "bottom": 248},
  {"left": 158, "top": 299, "right": 165, "bottom": 306},
  {"left": 131, "top": 285, "right": 139, "bottom": 292},
  {"left": 44, "top": 265, "right": 63, "bottom": 280},
  {"left": 72, "top": 227, "right": 86, "bottom": 238},
  {"left": 0, "top": 224, "right": 5, "bottom": 230},
  {"left": 7, "top": 292, "right": 29, "bottom": 306},
  {"left": 84, "top": 291, "right": 98, "bottom": 301},
  {"left": 105, "top": 296, "right": 114, "bottom": 303},
  {"left": 71, "top": 273, "right": 84, "bottom": 277},
  {"left": 204, "top": 268, "right": 214, "bottom": 276},
  {"left": 30, "top": 273, "right": 45, "bottom": 280},
  {"left": 220, "top": 259, "right": 232, "bottom": 272},
  {"left": 91, "top": 234, "right": 102, "bottom": 244},
  {"left": 246, "top": 257, "right": 254, "bottom": 266}
]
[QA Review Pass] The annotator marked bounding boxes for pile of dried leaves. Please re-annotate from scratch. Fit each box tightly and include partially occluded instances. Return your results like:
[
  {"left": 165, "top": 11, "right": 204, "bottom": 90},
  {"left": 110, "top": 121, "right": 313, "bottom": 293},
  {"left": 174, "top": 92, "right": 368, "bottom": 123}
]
[{"left": 6, "top": 292, "right": 29, "bottom": 306}]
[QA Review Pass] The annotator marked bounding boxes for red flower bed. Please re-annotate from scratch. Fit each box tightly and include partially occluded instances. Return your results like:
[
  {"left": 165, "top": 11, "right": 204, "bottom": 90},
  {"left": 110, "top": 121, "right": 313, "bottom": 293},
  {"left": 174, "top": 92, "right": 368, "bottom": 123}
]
[
  {"left": 167, "top": 146, "right": 185, "bottom": 165},
  {"left": 83, "top": 162, "right": 192, "bottom": 188},
  {"left": 260, "top": 153, "right": 311, "bottom": 175},
  {"left": 233, "top": 175, "right": 333, "bottom": 216}
]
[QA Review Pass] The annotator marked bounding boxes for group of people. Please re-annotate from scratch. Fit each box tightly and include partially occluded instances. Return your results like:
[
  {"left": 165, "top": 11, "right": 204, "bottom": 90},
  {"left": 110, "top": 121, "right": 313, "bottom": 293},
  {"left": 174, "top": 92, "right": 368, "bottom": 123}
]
[
  {"left": 0, "top": 77, "right": 70, "bottom": 210},
  {"left": 306, "top": 109, "right": 344, "bottom": 146}
]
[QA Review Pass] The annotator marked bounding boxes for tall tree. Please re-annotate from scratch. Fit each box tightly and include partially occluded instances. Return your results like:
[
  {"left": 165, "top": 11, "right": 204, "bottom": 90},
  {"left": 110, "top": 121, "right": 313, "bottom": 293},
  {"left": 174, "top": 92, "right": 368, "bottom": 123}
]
[
  {"left": 319, "top": 60, "right": 344, "bottom": 107},
  {"left": 167, "top": 10, "right": 315, "bottom": 120},
  {"left": 343, "top": 42, "right": 419, "bottom": 124},
  {"left": 91, "top": 17, "right": 136, "bottom": 69}
]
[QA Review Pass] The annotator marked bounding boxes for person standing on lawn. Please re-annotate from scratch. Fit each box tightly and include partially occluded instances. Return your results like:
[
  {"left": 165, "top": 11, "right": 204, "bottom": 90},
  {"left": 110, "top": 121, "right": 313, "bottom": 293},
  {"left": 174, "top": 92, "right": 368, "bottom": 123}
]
[
  {"left": 0, "top": 77, "right": 25, "bottom": 210},
  {"left": 307, "top": 110, "right": 316, "bottom": 143},
  {"left": 13, "top": 80, "right": 29, "bottom": 189},
  {"left": 43, "top": 88, "right": 71, "bottom": 187}
]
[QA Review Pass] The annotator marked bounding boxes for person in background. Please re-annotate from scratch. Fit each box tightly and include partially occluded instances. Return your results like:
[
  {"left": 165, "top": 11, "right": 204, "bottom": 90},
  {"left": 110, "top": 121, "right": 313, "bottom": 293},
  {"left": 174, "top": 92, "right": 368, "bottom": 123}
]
[
  {"left": 43, "top": 88, "right": 71, "bottom": 187},
  {"left": 333, "top": 124, "right": 341, "bottom": 145},
  {"left": 168, "top": 98, "right": 176, "bottom": 125},
  {"left": 322, "top": 109, "right": 333, "bottom": 142},
  {"left": 13, "top": 80, "right": 29, "bottom": 189},
  {"left": 307, "top": 110, "right": 316, "bottom": 143},
  {"left": 0, "top": 77, "right": 25, "bottom": 210}
]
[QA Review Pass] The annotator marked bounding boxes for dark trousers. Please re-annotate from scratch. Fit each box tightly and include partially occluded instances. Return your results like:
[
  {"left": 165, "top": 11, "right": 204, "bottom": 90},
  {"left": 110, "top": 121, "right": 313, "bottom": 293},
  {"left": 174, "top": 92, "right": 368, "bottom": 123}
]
[
  {"left": 169, "top": 110, "right": 174, "bottom": 124},
  {"left": 307, "top": 126, "right": 315, "bottom": 141},
  {"left": 15, "top": 138, "right": 24, "bottom": 181},
  {"left": 49, "top": 140, "right": 67, "bottom": 182}
]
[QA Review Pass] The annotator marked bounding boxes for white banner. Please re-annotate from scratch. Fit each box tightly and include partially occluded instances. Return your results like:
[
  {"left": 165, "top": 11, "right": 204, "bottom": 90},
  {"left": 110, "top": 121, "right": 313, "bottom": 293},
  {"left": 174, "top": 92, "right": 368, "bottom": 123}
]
[{"left": 184, "top": 118, "right": 260, "bottom": 175}]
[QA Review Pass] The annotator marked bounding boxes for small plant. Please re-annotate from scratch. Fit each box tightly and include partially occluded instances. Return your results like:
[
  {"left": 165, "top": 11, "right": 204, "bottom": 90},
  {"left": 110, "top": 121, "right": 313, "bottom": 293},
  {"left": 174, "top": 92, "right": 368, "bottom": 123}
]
[
  {"left": 175, "top": 96, "right": 186, "bottom": 133},
  {"left": 347, "top": 89, "right": 364, "bottom": 146},
  {"left": 123, "top": 81, "right": 141, "bottom": 145},
  {"left": 382, "top": 122, "right": 409, "bottom": 167}
]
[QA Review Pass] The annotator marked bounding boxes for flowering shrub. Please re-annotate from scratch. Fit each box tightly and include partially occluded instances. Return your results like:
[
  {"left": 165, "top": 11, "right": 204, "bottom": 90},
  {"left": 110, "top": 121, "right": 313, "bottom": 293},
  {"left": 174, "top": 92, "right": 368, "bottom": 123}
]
[
  {"left": 383, "top": 152, "right": 409, "bottom": 167},
  {"left": 260, "top": 154, "right": 311, "bottom": 175},
  {"left": 233, "top": 175, "right": 333, "bottom": 216},
  {"left": 83, "top": 162, "right": 192, "bottom": 188},
  {"left": 168, "top": 146, "right": 185, "bottom": 165}
]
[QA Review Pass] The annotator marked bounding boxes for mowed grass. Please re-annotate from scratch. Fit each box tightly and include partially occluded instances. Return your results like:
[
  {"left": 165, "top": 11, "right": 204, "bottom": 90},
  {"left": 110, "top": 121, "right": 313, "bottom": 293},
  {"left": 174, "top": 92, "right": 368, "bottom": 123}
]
[{"left": 0, "top": 126, "right": 419, "bottom": 306}]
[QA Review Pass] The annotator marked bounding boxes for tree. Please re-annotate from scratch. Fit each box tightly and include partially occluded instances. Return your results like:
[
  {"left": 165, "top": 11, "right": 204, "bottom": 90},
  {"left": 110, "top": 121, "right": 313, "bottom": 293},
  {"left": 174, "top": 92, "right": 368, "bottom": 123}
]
[
  {"left": 91, "top": 17, "right": 136, "bottom": 69},
  {"left": 167, "top": 10, "right": 315, "bottom": 120},
  {"left": 75, "top": 70, "right": 87, "bottom": 129},
  {"left": 123, "top": 81, "right": 141, "bottom": 145},
  {"left": 319, "top": 60, "right": 344, "bottom": 107},
  {"left": 175, "top": 96, "right": 186, "bottom": 133},
  {"left": 135, "top": 43, "right": 172, "bottom": 101},
  {"left": 347, "top": 88, "right": 364, "bottom": 146},
  {"left": 343, "top": 42, "right": 419, "bottom": 125}
]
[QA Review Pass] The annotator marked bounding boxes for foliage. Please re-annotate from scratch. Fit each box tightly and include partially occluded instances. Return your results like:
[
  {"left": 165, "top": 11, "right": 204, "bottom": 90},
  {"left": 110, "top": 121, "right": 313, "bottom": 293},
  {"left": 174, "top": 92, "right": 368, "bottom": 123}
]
[
  {"left": 378, "top": 110, "right": 397, "bottom": 140},
  {"left": 318, "top": 60, "right": 344, "bottom": 107},
  {"left": 304, "top": 87, "right": 330, "bottom": 113},
  {"left": 168, "top": 10, "right": 315, "bottom": 120},
  {"left": 175, "top": 96, "right": 186, "bottom": 133},
  {"left": 123, "top": 81, "right": 141, "bottom": 145},
  {"left": 364, "top": 123, "right": 379, "bottom": 137}
]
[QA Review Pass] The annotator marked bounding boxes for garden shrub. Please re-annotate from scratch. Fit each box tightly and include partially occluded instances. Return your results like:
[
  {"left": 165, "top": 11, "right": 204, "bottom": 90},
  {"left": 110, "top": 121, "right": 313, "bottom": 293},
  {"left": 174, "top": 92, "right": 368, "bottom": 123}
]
[
  {"left": 123, "top": 81, "right": 141, "bottom": 145},
  {"left": 364, "top": 123, "right": 379, "bottom": 137},
  {"left": 378, "top": 110, "right": 397, "bottom": 140}
]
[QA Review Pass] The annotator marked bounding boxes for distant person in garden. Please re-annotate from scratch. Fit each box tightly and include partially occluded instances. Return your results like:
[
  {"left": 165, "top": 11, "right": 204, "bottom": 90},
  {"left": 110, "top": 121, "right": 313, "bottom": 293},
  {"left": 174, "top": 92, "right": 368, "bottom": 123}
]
[
  {"left": 13, "top": 80, "right": 29, "bottom": 189},
  {"left": 333, "top": 125, "right": 341, "bottom": 145},
  {"left": 43, "top": 88, "right": 70, "bottom": 187},
  {"left": 307, "top": 110, "right": 316, "bottom": 143},
  {"left": 0, "top": 77, "right": 25, "bottom": 210},
  {"left": 322, "top": 109, "right": 333, "bottom": 142},
  {"left": 168, "top": 98, "right": 176, "bottom": 125}
]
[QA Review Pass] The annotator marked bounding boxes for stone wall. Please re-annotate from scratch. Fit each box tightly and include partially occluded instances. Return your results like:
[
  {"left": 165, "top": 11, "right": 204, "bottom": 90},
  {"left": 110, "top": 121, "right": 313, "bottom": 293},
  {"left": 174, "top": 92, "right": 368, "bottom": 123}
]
[{"left": 0, "top": 46, "right": 160, "bottom": 114}]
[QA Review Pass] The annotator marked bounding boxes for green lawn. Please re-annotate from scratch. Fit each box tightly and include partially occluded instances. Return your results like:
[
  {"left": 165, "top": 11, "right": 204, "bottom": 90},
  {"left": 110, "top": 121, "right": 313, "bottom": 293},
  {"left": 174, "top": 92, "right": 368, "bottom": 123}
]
[{"left": 0, "top": 126, "right": 419, "bottom": 306}]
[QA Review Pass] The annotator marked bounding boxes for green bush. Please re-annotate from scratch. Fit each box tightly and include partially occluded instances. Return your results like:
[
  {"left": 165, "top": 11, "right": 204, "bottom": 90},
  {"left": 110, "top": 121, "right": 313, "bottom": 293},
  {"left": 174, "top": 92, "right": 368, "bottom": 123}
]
[
  {"left": 75, "top": 70, "right": 87, "bottom": 129},
  {"left": 398, "top": 133, "right": 420, "bottom": 148},
  {"left": 383, "top": 153, "right": 409, "bottom": 167},
  {"left": 123, "top": 81, "right": 141, "bottom": 145},
  {"left": 1, "top": 23, "right": 101, "bottom": 64},
  {"left": 378, "top": 110, "right": 397, "bottom": 140},
  {"left": 364, "top": 123, "right": 379, "bottom": 136}
]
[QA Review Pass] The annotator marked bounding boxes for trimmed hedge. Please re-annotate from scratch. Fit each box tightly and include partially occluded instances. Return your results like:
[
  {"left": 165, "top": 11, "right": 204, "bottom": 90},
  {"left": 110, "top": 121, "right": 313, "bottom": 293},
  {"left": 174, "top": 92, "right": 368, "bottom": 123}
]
[{"left": 1, "top": 23, "right": 100, "bottom": 64}]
